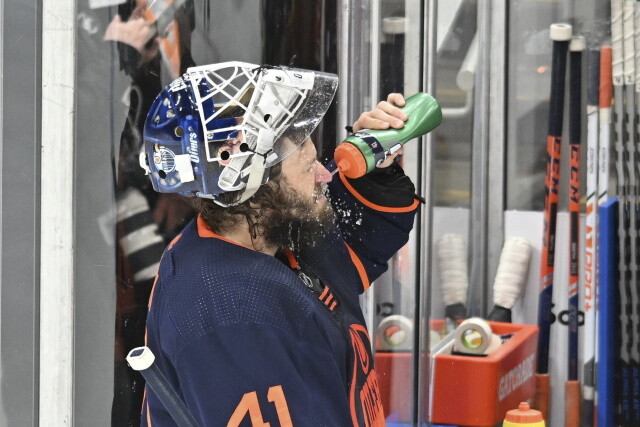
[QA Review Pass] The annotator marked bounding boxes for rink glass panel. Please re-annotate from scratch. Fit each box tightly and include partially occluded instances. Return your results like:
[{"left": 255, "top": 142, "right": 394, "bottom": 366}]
[
  {"left": 71, "top": 0, "right": 409, "bottom": 425},
  {"left": 67, "top": 0, "right": 620, "bottom": 425},
  {"left": 506, "top": 0, "right": 610, "bottom": 211},
  {"left": 0, "top": 0, "right": 40, "bottom": 425},
  {"left": 504, "top": 2, "right": 610, "bottom": 427},
  {"left": 74, "top": 0, "right": 477, "bottom": 425},
  {"left": 69, "top": 0, "right": 480, "bottom": 425},
  {"left": 0, "top": 0, "right": 510, "bottom": 424},
  {"left": 342, "top": 0, "right": 478, "bottom": 424}
]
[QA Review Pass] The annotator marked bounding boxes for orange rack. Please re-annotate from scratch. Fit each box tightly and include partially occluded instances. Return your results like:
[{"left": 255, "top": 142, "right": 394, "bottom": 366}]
[{"left": 376, "top": 321, "right": 539, "bottom": 426}]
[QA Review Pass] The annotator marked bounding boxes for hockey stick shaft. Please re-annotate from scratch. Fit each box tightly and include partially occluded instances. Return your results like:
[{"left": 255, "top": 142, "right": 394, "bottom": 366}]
[
  {"left": 534, "top": 23, "right": 572, "bottom": 421},
  {"left": 611, "top": 1, "right": 632, "bottom": 422},
  {"left": 623, "top": 1, "right": 637, "bottom": 422},
  {"left": 565, "top": 37, "right": 584, "bottom": 427},
  {"left": 632, "top": 3, "right": 640, "bottom": 422},
  {"left": 596, "top": 44, "right": 613, "bottom": 427},
  {"left": 597, "top": 198, "right": 619, "bottom": 427},
  {"left": 599, "top": 45, "right": 613, "bottom": 209},
  {"left": 614, "top": 81, "right": 632, "bottom": 424},
  {"left": 622, "top": 0, "right": 640, "bottom": 424},
  {"left": 581, "top": 47, "right": 599, "bottom": 427},
  {"left": 127, "top": 346, "right": 200, "bottom": 427}
]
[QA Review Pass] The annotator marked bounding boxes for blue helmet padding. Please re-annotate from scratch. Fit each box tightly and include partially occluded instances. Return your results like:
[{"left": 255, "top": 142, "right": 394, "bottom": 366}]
[
  {"left": 143, "top": 78, "right": 243, "bottom": 199},
  {"left": 209, "top": 118, "right": 238, "bottom": 141}
]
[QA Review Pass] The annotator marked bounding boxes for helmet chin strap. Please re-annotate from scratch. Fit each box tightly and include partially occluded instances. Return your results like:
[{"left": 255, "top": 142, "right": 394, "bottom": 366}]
[
  {"left": 236, "top": 128, "right": 277, "bottom": 204},
  {"left": 236, "top": 159, "right": 266, "bottom": 204}
]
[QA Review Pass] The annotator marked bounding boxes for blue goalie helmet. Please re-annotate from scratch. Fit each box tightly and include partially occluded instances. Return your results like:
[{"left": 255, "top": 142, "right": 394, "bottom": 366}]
[{"left": 140, "top": 61, "right": 338, "bottom": 206}]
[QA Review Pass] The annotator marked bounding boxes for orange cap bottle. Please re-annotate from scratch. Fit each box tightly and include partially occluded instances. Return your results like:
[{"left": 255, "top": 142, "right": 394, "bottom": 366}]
[
  {"left": 335, "top": 143, "right": 368, "bottom": 179},
  {"left": 503, "top": 402, "right": 545, "bottom": 427}
]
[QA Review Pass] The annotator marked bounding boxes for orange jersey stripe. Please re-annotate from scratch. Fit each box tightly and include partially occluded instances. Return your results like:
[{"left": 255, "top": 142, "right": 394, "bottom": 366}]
[
  {"left": 344, "top": 242, "right": 371, "bottom": 291},
  {"left": 141, "top": 388, "right": 147, "bottom": 418},
  {"left": 196, "top": 215, "right": 255, "bottom": 251},
  {"left": 339, "top": 172, "right": 420, "bottom": 213},
  {"left": 324, "top": 293, "right": 334, "bottom": 306},
  {"left": 146, "top": 400, "right": 152, "bottom": 426},
  {"left": 147, "top": 273, "right": 160, "bottom": 310},
  {"left": 167, "top": 233, "right": 183, "bottom": 250},
  {"left": 349, "top": 350, "right": 359, "bottom": 427}
]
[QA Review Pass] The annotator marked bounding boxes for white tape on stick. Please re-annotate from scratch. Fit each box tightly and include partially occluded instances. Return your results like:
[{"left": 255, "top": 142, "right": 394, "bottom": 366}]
[
  {"left": 493, "top": 236, "right": 532, "bottom": 309},
  {"left": 437, "top": 234, "right": 469, "bottom": 306},
  {"left": 453, "top": 317, "right": 501, "bottom": 356}
]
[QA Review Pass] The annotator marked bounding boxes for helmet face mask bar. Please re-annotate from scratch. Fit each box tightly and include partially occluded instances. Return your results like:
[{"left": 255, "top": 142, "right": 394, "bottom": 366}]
[{"left": 141, "top": 61, "right": 338, "bottom": 206}]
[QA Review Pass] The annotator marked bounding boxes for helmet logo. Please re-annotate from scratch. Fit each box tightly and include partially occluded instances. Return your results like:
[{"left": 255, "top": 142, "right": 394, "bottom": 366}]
[
  {"left": 187, "top": 132, "right": 200, "bottom": 163},
  {"left": 153, "top": 147, "right": 176, "bottom": 172}
]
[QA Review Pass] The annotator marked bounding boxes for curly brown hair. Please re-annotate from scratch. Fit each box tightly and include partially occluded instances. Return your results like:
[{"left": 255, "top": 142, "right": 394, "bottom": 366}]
[{"left": 192, "top": 163, "right": 283, "bottom": 239}]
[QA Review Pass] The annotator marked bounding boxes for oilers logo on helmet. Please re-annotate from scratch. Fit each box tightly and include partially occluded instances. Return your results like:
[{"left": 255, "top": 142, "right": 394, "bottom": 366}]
[
  {"left": 187, "top": 131, "right": 199, "bottom": 163},
  {"left": 154, "top": 148, "right": 176, "bottom": 173}
]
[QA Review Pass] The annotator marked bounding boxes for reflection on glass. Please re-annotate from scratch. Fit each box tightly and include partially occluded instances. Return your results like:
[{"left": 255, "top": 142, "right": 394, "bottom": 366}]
[
  {"left": 98, "top": 1, "right": 340, "bottom": 425},
  {"left": 433, "top": 0, "right": 476, "bottom": 208},
  {"left": 506, "top": 1, "right": 608, "bottom": 212},
  {"left": 507, "top": 1, "right": 557, "bottom": 212},
  {"left": 76, "top": 0, "right": 442, "bottom": 425},
  {"left": 370, "top": 0, "right": 478, "bottom": 423},
  {"left": 105, "top": 1, "right": 197, "bottom": 424}
]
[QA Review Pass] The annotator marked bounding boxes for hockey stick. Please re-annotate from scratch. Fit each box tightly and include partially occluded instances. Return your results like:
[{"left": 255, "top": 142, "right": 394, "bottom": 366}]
[
  {"left": 632, "top": 3, "right": 640, "bottom": 422},
  {"left": 597, "top": 198, "right": 620, "bottom": 427},
  {"left": 599, "top": 44, "right": 613, "bottom": 214},
  {"left": 613, "top": 0, "right": 635, "bottom": 422},
  {"left": 436, "top": 234, "right": 468, "bottom": 332},
  {"left": 487, "top": 237, "right": 532, "bottom": 323},
  {"left": 127, "top": 346, "right": 200, "bottom": 427},
  {"left": 581, "top": 46, "right": 599, "bottom": 427},
  {"left": 534, "top": 23, "right": 572, "bottom": 421},
  {"left": 623, "top": 2, "right": 640, "bottom": 423},
  {"left": 565, "top": 36, "right": 584, "bottom": 427},
  {"left": 589, "top": 46, "right": 617, "bottom": 427}
]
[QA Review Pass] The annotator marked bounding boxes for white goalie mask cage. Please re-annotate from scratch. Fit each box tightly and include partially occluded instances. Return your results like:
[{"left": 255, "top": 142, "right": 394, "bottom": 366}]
[{"left": 141, "top": 61, "right": 338, "bottom": 206}]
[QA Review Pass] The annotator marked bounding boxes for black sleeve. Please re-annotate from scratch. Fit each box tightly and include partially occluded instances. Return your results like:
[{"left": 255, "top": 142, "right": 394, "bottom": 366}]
[{"left": 344, "top": 162, "right": 416, "bottom": 208}]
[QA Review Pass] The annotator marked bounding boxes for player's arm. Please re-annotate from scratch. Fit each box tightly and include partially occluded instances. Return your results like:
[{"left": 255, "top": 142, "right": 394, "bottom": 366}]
[
  {"left": 142, "top": 320, "right": 351, "bottom": 426},
  {"left": 329, "top": 94, "right": 420, "bottom": 285}
]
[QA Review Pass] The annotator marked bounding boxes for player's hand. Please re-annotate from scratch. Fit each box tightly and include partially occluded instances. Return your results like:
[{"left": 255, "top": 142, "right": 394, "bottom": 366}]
[
  {"left": 352, "top": 93, "right": 407, "bottom": 168},
  {"left": 103, "top": 15, "right": 156, "bottom": 53},
  {"left": 352, "top": 93, "right": 407, "bottom": 132}
]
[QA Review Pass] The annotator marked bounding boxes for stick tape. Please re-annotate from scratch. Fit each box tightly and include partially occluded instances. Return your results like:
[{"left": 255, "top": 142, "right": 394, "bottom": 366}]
[
  {"left": 376, "top": 315, "right": 413, "bottom": 351},
  {"left": 453, "top": 317, "right": 501, "bottom": 356}
]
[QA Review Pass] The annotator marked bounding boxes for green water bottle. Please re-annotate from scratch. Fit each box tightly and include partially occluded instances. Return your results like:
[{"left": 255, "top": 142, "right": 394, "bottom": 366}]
[{"left": 334, "top": 92, "right": 442, "bottom": 178}]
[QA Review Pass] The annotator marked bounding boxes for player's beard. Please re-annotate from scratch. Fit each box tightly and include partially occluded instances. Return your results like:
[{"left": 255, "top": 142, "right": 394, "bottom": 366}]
[{"left": 260, "top": 182, "right": 335, "bottom": 251}]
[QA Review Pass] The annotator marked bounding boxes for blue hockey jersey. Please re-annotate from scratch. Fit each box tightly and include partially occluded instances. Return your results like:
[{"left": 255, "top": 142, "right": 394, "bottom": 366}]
[{"left": 141, "top": 168, "right": 419, "bottom": 426}]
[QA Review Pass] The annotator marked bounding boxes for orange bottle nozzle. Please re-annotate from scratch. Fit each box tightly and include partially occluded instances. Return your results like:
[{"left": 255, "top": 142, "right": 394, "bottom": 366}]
[
  {"left": 335, "top": 143, "right": 367, "bottom": 178},
  {"left": 503, "top": 402, "right": 545, "bottom": 426}
]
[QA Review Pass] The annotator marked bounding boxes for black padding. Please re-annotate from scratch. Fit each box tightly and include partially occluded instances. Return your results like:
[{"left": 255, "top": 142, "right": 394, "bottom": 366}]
[
  {"left": 487, "top": 305, "right": 512, "bottom": 323},
  {"left": 346, "top": 162, "right": 416, "bottom": 208},
  {"left": 445, "top": 302, "right": 467, "bottom": 323}
]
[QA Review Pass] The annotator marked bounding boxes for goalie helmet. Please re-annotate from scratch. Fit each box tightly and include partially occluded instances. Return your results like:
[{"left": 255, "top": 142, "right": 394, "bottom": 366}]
[{"left": 140, "top": 61, "right": 338, "bottom": 206}]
